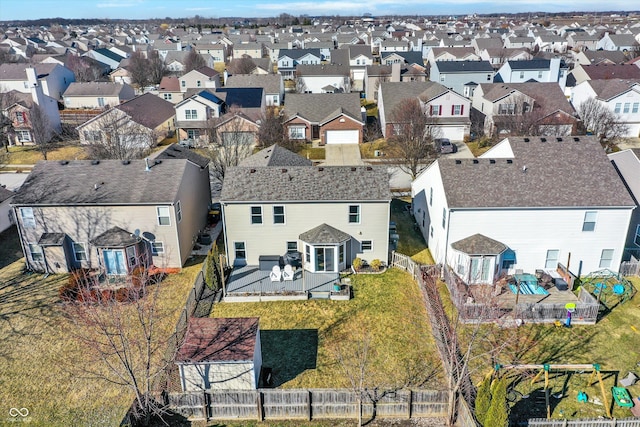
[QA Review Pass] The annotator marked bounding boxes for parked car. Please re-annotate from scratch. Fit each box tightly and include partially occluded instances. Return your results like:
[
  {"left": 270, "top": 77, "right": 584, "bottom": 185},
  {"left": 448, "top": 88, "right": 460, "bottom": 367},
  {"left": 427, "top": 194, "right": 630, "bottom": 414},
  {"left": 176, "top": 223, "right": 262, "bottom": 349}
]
[
  {"left": 178, "top": 139, "right": 195, "bottom": 149},
  {"left": 436, "top": 138, "right": 455, "bottom": 154}
]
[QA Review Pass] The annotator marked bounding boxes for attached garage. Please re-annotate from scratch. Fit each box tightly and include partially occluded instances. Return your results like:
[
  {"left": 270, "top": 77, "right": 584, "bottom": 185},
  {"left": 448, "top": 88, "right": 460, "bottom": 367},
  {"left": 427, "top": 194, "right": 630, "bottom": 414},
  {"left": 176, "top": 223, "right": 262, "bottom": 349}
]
[
  {"left": 437, "top": 125, "right": 466, "bottom": 141},
  {"left": 325, "top": 130, "right": 359, "bottom": 144}
]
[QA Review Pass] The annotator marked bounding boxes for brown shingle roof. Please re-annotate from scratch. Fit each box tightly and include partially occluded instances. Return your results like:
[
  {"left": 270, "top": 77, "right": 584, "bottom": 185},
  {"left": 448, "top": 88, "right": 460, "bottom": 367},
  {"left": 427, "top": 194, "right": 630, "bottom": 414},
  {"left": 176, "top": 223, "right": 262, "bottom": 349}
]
[
  {"left": 116, "top": 93, "right": 175, "bottom": 129},
  {"left": 63, "top": 82, "right": 128, "bottom": 97},
  {"left": 158, "top": 76, "right": 180, "bottom": 92},
  {"left": 283, "top": 93, "right": 362, "bottom": 124},
  {"left": 588, "top": 79, "right": 640, "bottom": 101},
  {"left": 581, "top": 64, "right": 640, "bottom": 80},
  {"left": 176, "top": 317, "right": 259, "bottom": 363}
]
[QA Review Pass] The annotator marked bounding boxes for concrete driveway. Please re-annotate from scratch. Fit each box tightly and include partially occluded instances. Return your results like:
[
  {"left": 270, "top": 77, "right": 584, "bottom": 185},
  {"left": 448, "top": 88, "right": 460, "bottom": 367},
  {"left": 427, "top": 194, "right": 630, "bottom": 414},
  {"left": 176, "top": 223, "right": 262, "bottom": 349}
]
[{"left": 324, "top": 144, "right": 365, "bottom": 166}]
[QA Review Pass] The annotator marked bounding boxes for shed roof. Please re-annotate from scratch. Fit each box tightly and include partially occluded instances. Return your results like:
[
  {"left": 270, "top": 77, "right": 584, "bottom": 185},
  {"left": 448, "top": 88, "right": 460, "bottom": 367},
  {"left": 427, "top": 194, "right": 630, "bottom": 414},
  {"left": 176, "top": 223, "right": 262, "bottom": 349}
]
[
  {"left": 299, "top": 223, "right": 351, "bottom": 244},
  {"left": 451, "top": 233, "right": 507, "bottom": 255},
  {"left": 240, "top": 145, "right": 312, "bottom": 167}
]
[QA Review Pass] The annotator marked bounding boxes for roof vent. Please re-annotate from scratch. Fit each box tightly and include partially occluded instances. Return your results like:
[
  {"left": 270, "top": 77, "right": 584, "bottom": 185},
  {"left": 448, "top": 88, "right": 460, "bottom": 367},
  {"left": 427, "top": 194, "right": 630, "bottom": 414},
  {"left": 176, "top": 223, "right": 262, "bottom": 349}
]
[
  {"left": 366, "top": 166, "right": 372, "bottom": 171},
  {"left": 489, "top": 159, "right": 496, "bottom": 164},
  {"left": 145, "top": 158, "right": 151, "bottom": 171},
  {"left": 573, "top": 137, "right": 580, "bottom": 142},
  {"left": 472, "top": 159, "right": 479, "bottom": 164},
  {"left": 351, "top": 167, "right": 356, "bottom": 171},
  {"left": 59, "top": 160, "right": 69, "bottom": 165},
  {"left": 91, "top": 160, "right": 100, "bottom": 165},
  {"left": 556, "top": 137, "right": 563, "bottom": 142},
  {"left": 523, "top": 138, "right": 530, "bottom": 142},
  {"left": 506, "top": 159, "right": 513, "bottom": 164},
  {"left": 318, "top": 167, "right": 324, "bottom": 171},
  {"left": 122, "top": 160, "right": 130, "bottom": 165},
  {"left": 540, "top": 137, "right": 547, "bottom": 142},
  {"left": 281, "top": 168, "right": 287, "bottom": 173},
  {"left": 455, "top": 159, "right": 462, "bottom": 164},
  {"left": 250, "top": 168, "right": 256, "bottom": 173}
]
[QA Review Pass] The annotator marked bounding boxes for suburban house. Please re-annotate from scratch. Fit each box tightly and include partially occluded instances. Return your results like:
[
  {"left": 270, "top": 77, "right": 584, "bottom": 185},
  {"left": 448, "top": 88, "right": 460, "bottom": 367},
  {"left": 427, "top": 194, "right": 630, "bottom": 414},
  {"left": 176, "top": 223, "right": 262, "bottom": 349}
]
[
  {"left": 77, "top": 93, "right": 176, "bottom": 149},
  {"left": 11, "top": 149, "right": 211, "bottom": 274},
  {"left": 411, "top": 136, "right": 635, "bottom": 283},
  {"left": 426, "top": 47, "right": 480, "bottom": 66},
  {"left": 277, "top": 49, "right": 322, "bottom": 80},
  {"left": 534, "top": 35, "right": 569, "bottom": 53},
  {"left": 63, "top": 82, "right": 136, "bottom": 109},
  {"left": 283, "top": 93, "right": 364, "bottom": 144},
  {"left": 608, "top": 148, "right": 640, "bottom": 262},
  {"left": 573, "top": 50, "right": 629, "bottom": 66},
  {"left": 569, "top": 64, "right": 640, "bottom": 87},
  {"left": 378, "top": 81, "right": 471, "bottom": 141},
  {"left": 0, "top": 62, "right": 75, "bottom": 100},
  {"left": 83, "top": 48, "right": 126, "bottom": 70},
  {"left": 571, "top": 79, "right": 640, "bottom": 138},
  {"left": 226, "top": 57, "right": 273, "bottom": 75},
  {"left": 0, "top": 186, "right": 14, "bottom": 233},
  {"left": 471, "top": 82, "right": 578, "bottom": 137},
  {"left": 566, "top": 32, "right": 600, "bottom": 52},
  {"left": 295, "top": 64, "right": 351, "bottom": 93},
  {"left": 347, "top": 45, "right": 375, "bottom": 91},
  {"left": 211, "top": 111, "right": 260, "bottom": 147},
  {"left": 494, "top": 58, "right": 569, "bottom": 91},
  {"left": 597, "top": 33, "right": 639, "bottom": 53},
  {"left": 430, "top": 60, "right": 495, "bottom": 98},
  {"left": 478, "top": 48, "right": 532, "bottom": 69},
  {"left": 176, "top": 317, "right": 262, "bottom": 391},
  {"left": 231, "top": 42, "right": 264, "bottom": 59},
  {"left": 225, "top": 74, "right": 284, "bottom": 106},
  {"left": 179, "top": 67, "right": 221, "bottom": 93},
  {"left": 157, "top": 76, "right": 184, "bottom": 104},
  {"left": 220, "top": 159, "right": 391, "bottom": 275}
]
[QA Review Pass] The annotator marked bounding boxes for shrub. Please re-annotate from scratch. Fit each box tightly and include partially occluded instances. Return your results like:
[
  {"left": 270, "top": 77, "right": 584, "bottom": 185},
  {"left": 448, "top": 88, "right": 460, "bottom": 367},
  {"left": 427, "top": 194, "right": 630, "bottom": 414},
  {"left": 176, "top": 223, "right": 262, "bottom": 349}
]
[
  {"left": 370, "top": 259, "right": 382, "bottom": 271},
  {"left": 475, "top": 375, "right": 492, "bottom": 426},
  {"left": 485, "top": 377, "right": 509, "bottom": 427},
  {"left": 352, "top": 257, "right": 363, "bottom": 272}
]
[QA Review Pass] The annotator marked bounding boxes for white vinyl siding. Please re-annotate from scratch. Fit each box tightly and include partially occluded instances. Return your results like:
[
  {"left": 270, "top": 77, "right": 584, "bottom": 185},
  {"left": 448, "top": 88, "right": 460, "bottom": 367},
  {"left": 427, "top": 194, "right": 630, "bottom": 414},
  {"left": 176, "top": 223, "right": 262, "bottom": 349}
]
[
  {"left": 599, "top": 249, "right": 614, "bottom": 268},
  {"left": 545, "top": 249, "right": 559, "bottom": 269}
]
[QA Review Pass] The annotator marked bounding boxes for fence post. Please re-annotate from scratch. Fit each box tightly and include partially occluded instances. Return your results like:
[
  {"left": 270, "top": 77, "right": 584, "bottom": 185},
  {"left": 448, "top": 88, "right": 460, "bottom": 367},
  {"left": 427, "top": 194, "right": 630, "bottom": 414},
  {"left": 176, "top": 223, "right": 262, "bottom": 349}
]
[
  {"left": 256, "top": 390, "right": 264, "bottom": 421},
  {"left": 203, "top": 391, "right": 209, "bottom": 421},
  {"left": 307, "top": 390, "right": 312, "bottom": 421},
  {"left": 407, "top": 389, "right": 413, "bottom": 419}
]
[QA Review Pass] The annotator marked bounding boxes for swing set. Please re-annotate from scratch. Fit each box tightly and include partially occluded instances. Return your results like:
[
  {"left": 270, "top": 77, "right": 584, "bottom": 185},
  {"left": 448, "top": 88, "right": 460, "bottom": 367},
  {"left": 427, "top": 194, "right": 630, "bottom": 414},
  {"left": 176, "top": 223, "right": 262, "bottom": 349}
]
[{"left": 494, "top": 363, "right": 611, "bottom": 419}]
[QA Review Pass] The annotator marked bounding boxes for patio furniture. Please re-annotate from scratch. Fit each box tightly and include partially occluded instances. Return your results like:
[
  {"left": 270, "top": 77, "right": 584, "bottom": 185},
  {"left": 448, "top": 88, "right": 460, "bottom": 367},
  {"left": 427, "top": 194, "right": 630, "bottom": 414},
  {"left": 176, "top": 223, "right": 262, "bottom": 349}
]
[
  {"left": 260, "top": 255, "right": 283, "bottom": 271},
  {"left": 270, "top": 265, "right": 282, "bottom": 282},
  {"left": 620, "top": 371, "right": 638, "bottom": 387},
  {"left": 282, "top": 264, "right": 294, "bottom": 281}
]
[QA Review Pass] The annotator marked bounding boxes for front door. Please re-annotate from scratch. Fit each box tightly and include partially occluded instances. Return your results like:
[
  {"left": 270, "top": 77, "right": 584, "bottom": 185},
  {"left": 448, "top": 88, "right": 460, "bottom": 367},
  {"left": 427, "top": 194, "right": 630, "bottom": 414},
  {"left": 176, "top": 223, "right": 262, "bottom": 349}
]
[
  {"left": 315, "top": 247, "right": 335, "bottom": 272},
  {"left": 104, "top": 249, "right": 127, "bottom": 275}
]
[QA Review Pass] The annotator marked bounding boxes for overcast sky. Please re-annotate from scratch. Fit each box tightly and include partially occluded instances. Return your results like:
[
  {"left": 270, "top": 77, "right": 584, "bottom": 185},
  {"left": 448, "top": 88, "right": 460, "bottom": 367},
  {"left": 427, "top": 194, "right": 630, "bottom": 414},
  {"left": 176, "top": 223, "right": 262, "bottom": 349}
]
[{"left": 1, "top": 0, "right": 636, "bottom": 21}]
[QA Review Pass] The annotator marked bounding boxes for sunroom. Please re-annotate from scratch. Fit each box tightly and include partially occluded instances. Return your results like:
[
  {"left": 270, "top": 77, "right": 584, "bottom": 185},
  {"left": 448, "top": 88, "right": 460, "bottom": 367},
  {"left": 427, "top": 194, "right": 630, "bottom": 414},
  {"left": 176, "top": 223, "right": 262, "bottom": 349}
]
[
  {"left": 450, "top": 233, "right": 507, "bottom": 285},
  {"left": 299, "top": 223, "right": 352, "bottom": 273}
]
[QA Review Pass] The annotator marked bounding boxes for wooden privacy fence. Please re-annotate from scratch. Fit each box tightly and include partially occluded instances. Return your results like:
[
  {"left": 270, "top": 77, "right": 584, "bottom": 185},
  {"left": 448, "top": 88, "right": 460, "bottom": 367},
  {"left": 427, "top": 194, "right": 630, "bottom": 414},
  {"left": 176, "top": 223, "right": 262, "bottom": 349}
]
[
  {"left": 390, "top": 251, "right": 423, "bottom": 281},
  {"left": 168, "top": 389, "right": 449, "bottom": 421},
  {"left": 525, "top": 418, "right": 640, "bottom": 427}
]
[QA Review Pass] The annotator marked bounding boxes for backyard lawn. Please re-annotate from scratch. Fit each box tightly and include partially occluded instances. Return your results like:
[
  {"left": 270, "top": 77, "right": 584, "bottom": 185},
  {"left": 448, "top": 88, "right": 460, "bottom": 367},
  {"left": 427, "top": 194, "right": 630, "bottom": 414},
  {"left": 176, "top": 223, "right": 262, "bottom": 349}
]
[
  {"left": 209, "top": 268, "right": 443, "bottom": 390},
  {"left": 390, "top": 198, "right": 435, "bottom": 265},
  {"left": 5, "top": 143, "right": 87, "bottom": 165},
  {"left": 0, "top": 250, "right": 202, "bottom": 425}
]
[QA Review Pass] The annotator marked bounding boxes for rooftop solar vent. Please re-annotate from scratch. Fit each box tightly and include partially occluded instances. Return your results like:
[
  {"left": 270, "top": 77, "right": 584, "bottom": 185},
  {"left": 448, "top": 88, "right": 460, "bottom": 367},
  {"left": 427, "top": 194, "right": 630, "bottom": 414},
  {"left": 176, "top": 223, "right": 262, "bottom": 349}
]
[
  {"left": 472, "top": 159, "right": 479, "bottom": 164},
  {"left": 506, "top": 159, "right": 513, "bottom": 164},
  {"left": 91, "top": 160, "right": 100, "bottom": 165},
  {"left": 556, "top": 137, "right": 563, "bottom": 142},
  {"left": 540, "top": 137, "right": 547, "bottom": 142},
  {"left": 574, "top": 137, "right": 580, "bottom": 142},
  {"left": 455, "top": 159, "right": 462, "bottom": 164},
  {"left": 490, "top": 159, "right": 496, "bottom": 164},
  {"left": 523, "top": 138, "right": 530, "bottom": 142}
]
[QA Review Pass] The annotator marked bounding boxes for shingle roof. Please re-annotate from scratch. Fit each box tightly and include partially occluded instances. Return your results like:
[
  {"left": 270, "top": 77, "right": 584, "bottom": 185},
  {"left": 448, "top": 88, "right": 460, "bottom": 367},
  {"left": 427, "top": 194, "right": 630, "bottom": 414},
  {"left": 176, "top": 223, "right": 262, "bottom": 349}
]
[
  {"left": 13, "top": 159, "right": 188, "bottom": 205},
  {"left": 450, "top": 233, "right": 507, "bottom": 255},
  {"left": 379, "top": 81, "right": 451, "bottom": 123},
  {"left": 299, "top": 223, "right": 351, "bottom": 244},
  {"left": 63, "top": 82, "right": 128, "bottom": 97},
  {"left": 221, "top": 166, "right": 390, "bottom": 202},
  {"left": 283, "top": 93, "right": 362, "bottom": 124},
  {"left": 240, "top": 145, "right": 312, "bottom": 167},
  {"left": 581, "top": 64, "right": 640, "bottom": 80},
  {"left": 176, "top": 317, "right": 259, "bottom": 363},
  {"left": 477, "top": 82, "right": 576, "bottom": 118},
  {"left": 225, "top": 74, "right": 281, "bottom": 95},
  {"left": 507, "top": 59, "right": 551, "bottom": 70},
  {"left": 588, "top": 79, "right": 640, "bottom": 101},
  {"left": 0, "top": 186, "right": 13, "bottom": 204},
  {"left": 215, "top": 87, "right": 263, "bottom": 109},
  {"left": 116, "top": 93, "right": 175, "bottom": 129},
  {"left": 439, "top": 136, "right": 635, "bottom": 209},
  {"left": 296, "top": 63, "right": 350, "bottom": 76},
  {"left": 93, "top": 48, "right": 125, "bottom": 62},
  {"left": 0, "top": 63, "right": 58, "bottom": 80},
  {"left": 278, "top": 48, "right": 321, "bottom": 60},
  {"left": 158, "top": 76, "right": 180, "bottom": 92},
  {"left": 153, "top": 144, "right": 210, "bottom": 168},
  {"left": 91, "top": 226, "right": 140, "bottom": 247},
  {"left": 435, "top": 60, "right": 494, "bottom": 73},
  {"left": 38, "top": 233, "right": 66, "bottom": 246}
]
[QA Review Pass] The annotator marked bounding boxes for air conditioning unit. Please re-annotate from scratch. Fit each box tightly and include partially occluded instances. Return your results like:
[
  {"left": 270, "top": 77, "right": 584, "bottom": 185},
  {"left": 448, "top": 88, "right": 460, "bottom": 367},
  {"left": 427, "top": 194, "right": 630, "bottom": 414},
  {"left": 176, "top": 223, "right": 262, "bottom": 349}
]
[{"left": 374, "top": 150, "right": 383, "bottom": 157}]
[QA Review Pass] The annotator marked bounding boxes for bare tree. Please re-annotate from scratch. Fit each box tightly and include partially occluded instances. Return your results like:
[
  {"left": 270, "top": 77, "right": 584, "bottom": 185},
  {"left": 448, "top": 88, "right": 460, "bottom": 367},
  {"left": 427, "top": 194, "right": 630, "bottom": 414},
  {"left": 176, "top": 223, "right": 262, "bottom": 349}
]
[
  {"left": 293, "top": 72, "right": 307, "bottom": 93},
  {"left": 66, "top": 54, "right": 104, "bottom": 82},
  {"left": 205, "top": 108, "right": 255, "bottom": 180},
  {"left": 577, "top": 97, "right": 629, "bottom": 144},
  {"left": 363, "top": 119, "right": 382, "bottom": 143},
  {"left": 29, "top": 104, "right": 54, "bottom": 160},
  {"left": 147, "top": 50, "right": 168, "bottom": 86},
  {"left": 490, "top": 95, "right": 564, "bottom": 138},
  {"left": 83, "top": 108, "right": 155, "bottom": 160},
  {"left": 228, "top": 56, "right": 256, "bottom": 75},
  {"left": 61, "top": 266, "right": 176, "bottom": 426},
  {"left": 257, "top": 106, "right": 285, "bottom": 147},
  {"left": 386, "top": 98, "right": 440, "bottom": 180},
  {"left": 0, "top": 90, "right": 20, "bottom": 156},
  {"left": 184, "top": 50, "right": 207, "bottom": 73},
  {"left": 128, "top": 51, "right": 152, "bottom": 90}
]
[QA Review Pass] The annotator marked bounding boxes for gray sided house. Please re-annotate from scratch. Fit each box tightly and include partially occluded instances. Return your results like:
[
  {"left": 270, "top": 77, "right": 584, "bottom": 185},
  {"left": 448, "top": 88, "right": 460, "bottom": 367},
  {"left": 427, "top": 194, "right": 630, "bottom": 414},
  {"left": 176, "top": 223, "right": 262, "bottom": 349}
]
[
  {"left": 221, "top": 163, "right": 391, "bottom": 273},
  {"left": 12, "top": 149, "right": 210, "bottom": 274},
  {"left": 430, "top": 60, "right": 495, "bottom": 98}
]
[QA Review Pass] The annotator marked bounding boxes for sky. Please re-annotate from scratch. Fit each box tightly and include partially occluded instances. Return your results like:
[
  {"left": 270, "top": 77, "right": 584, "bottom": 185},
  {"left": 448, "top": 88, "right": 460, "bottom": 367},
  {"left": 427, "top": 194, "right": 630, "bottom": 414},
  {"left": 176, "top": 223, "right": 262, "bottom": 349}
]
[{"left": 0, "top": 0, "right": 637, "bottom": 21}]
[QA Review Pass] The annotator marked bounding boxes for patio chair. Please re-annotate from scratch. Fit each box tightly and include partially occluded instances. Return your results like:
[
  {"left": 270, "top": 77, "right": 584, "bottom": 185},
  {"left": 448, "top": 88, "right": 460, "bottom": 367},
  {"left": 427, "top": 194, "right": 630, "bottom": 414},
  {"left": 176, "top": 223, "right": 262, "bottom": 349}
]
[
  {"left": 270, "top": 265, "right": 282, "bottom": 282},
  {"left": 620, "top": 371, "right": 638, "bottom": 387},
  {"left": 283, "top": 264, "right": 294, "bottom": 281}
]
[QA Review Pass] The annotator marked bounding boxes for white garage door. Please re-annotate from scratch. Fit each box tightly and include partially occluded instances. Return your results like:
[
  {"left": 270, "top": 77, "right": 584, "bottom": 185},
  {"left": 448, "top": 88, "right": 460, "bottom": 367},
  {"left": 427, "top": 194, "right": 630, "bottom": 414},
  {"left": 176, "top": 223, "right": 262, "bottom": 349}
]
[
  {"left": 326, "top": 130, "right": 359, "bottom": 144},
  {"left": 438, "top": 126, "right": 465, "bottom": 141}
]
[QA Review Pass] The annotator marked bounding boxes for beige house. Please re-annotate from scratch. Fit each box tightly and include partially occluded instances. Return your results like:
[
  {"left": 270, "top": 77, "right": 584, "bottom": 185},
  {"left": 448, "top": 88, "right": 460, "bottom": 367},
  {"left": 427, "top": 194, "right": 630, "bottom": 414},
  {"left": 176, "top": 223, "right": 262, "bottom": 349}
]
[
  {"left": 63, "top": 82, "right": 135, "bottom": 109},
  {"left": 12, "top": 146, "right": 210, "bottom": 274}
]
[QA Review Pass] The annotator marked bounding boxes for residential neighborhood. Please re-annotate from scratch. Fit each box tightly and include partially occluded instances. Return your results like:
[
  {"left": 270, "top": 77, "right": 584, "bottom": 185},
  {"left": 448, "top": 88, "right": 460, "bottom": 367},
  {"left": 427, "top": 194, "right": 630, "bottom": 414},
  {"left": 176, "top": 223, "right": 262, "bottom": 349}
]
[{"left": 1, "top": 6, "right": 640, "bottom": 427}]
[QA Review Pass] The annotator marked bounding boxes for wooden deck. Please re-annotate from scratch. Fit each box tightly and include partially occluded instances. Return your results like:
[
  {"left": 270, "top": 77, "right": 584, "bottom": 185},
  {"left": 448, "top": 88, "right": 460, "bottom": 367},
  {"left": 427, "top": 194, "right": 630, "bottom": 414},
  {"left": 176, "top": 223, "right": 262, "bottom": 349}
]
[
  {"left": 470, "top": 284, "right": 579, "bottom": 309},
  {"left": 225, "top": 265, "right": 339, "bottom": 295}
]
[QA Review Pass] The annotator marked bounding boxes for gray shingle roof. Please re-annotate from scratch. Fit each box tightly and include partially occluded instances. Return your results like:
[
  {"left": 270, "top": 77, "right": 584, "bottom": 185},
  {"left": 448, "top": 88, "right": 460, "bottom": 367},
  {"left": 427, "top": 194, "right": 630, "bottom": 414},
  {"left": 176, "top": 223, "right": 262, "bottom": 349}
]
[
  {"left": 0, "top": 63, "right": 58, "bottom": 80},
  {"left": 0, "top": 186, "right": 13, "bottom": 204},
  {"left": 587, "top": 79, "right": 640, "bottom": 101},
  {"left": 13, "top": 159, "right": 188, "bottom": 205},
  {"left": 153, "top": 144, "right": 210, "bottom": 168},
  {"left": 299, "top": 223, "right": 351, "bottom": 244},
  {"left": 63, "top": 82, "right": 128, "bottom": 97},
  {"left": 221, "top": 166, "right": 390, "bottom": 203},
  {"left": 379, "top": 81, "right": 450, "bottom": 123},
  {"left": 450, "top": 233, "right": 507, "bottom": 255},
  {"left": 283, "top": 93, "right": 362, "bottom": 124},
  {"left": 240, "top": 145, "right": 312, "bottom": 167},
  {"left": 439, "top": 136, "right": 635, "bottom": 209},
  {"left": 435, "top": 60, "right": 493, "bottom": 73},
  {"left": 38, "top": 233, "right": 66, "bottom": 246},
  {"left": 225, "top": 74, "right": 281, "bottom": 95},
  {"left": 116, "top": 93, "right": 175, "bottom": 129},
  {"left": 91, "top": 226, "right": 140, "bottom": 247}
]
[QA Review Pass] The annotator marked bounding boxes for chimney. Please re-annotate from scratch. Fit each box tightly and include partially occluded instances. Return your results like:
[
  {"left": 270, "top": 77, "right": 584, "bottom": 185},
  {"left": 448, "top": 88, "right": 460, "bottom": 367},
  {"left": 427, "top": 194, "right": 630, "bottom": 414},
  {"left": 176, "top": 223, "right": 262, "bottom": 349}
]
[
  {"left": 145, "top": 158, "right": 151, "bottom": 171},
  {"left": 223, "top": 69, "right": 228, "bottom": 85},
  {"left": 391, "top": 62, "right": 401, "bottom": 82},
  {"left": 26, "top": 67, "right": 44, "bottom": 106},
  {"left": 361, "top": 106, "right": 367, "bottom": 122}
]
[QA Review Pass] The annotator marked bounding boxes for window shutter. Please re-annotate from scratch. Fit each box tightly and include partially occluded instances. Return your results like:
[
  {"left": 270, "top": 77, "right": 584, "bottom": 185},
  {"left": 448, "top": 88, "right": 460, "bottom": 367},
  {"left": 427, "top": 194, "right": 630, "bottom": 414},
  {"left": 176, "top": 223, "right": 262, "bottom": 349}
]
[
  {"left": 460, "top": 105, "right": 464, "bottom": 115},
  {"left": 451, "top": 105, "right": 454, "bottom": 115},
  {"left": 429, "top": 105, "right": 433, "bottom": 115}
]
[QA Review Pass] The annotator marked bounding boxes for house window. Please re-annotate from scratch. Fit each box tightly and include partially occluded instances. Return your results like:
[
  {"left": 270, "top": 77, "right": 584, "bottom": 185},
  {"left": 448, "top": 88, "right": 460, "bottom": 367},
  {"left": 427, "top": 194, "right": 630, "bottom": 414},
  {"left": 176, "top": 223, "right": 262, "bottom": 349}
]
[
  {"left": 519, "top": 71, "right": 525, "bottom": 79},
  {"left": 15, "top": 111, "right": 26, "bottom": 123},
  {"left": 163, "top": 93, "right": 172, "bottom": 100},
  {"left": 599, "top": 249, "right": 614, "bottom": 268},
  {"left": 187, "top": 129, "right": 199, "bottom": 139},
  {"left": 545, "top": 249, "right": 559, "bottom": 269},
  {"left": 614, "top": 103, "right": 621, "bottom": 113},
  {"left": 582, "top": 211, "right": 597, "bottom": 232},
  {"left": 442, "top": 208, "right": 446, "bottom": 229},
  {"left": 362, "top": 240, "right": 373, "bottom": 251},
  {"left": 288, "top": 126, "right": 305, "bottom": 139},
  {"left": 429, "top": 187, "right": 433, "bottom": 206},
  {"left": 305, "top": 245, "right": 310, "bottom": 263},
  {"left": 97, "top": 97, "right": 105, "bottom": 107},
  {"left": 176, "top": 201, "right": 182, "bottom": 223},
  {"left": 623, "top": 103, "right": 630, "bottom": 114},
  {"left": 185, "top": 109, "right": 198, "bottom": 120},
  {"left": 287, "top": 241, "right": 297, "bottom": 253},
  {"left": 29, "top": 244, "right": 43, "bottom": 261},
  {"left": 273, "top": 205, "right": 285, "bottom": 224},
  {"left": 538, "top": 71, "right": 543, "bottom": 78},
  {"left": 181, "top": 80, "right": 186, "bottom": 87},
  {"left": 634, "top": 225, "right": 640, "bottom": 246},
  {"left": 430, "top": 225, "right": 433, "bottom": 237},
  {"left": 234, "top": 242, "right": 246, "bottom": 260},
  {"left": 430, "top": 105, "right": 441, "bottom": 116},
  {"left": 157, "top": 206, "right": 171, "bottom": 226},
  {"left": 456, "top": 254, "right": 465, "bottom": 275},
  {"left": 151, "top": 242, "right": 164, "bottom": 255},
  {"left": 348, "top": 205, "right": 360, "bottom": 224},
  {"left": 633, "top": 103, "right": 639, "bottom": 114},
  {"left": 126, "top": 246, "right": 137, "bottom": 266},
  {"left": 16, "top": 130, "right": 31, "bottom": 142},
  {"left": 498, "top": 104, "right": 515, "bottom": 115},
  {"left": 20, "top": 207, "right": 35, "bottom": 228},
  {"left": 251, "top": 206, "right": 262, "bottom": 224},
  {"left": 452, "top": 104, "right": 463, "bottom": 115},
  {"left": 83, "top": 131, "right": 102, "bottom": 143},
  {"left": 73, "top": 242, "right": 87, "bottom": 262}
]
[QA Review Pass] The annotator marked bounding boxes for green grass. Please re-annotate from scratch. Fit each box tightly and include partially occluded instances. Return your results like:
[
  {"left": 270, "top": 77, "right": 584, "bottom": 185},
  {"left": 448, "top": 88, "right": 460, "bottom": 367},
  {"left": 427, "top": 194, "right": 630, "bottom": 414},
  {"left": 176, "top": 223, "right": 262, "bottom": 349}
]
[
  {"left": 211, "top": 268, "right": 442, "bottom": 389},
  {"left": 360, "top": 99, "right": 378, "bottom": 117},
  {"left": 465, "top": 140, "right": 492, "bottom": 157},
  {"left": 390, "top": 198, "right": 434, "bottom": 265},
  {"left": 296, "top": 146, "right": 325, "bottom": 160},
  {"left": 0, "top": 254, "right": 202, "bottom": 425},
  {"left": 6, "top": 144, "right": 87, "bottom": 164},
  {"left": 359, "top": 139, "right": 388, "bottom": 159}
]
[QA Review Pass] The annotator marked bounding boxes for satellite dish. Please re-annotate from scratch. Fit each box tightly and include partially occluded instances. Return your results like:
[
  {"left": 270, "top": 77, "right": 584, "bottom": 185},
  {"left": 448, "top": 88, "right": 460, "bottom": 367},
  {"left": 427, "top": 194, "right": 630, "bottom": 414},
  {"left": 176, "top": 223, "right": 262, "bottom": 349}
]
[
  {"left": 134, "top": 229, "right": 140, "bottom": 237},
  {"left": 142, "top": 232, "right": 156, "bottom": 241}
]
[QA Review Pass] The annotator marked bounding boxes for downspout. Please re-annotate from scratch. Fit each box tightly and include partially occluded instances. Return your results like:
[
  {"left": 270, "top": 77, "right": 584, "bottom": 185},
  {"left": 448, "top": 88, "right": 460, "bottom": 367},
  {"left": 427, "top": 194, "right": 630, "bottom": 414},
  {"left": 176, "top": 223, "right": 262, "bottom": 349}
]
[
  {"left": 221, "top": 203, "right": 229, "bottom": 267},
  {"left": 441, "top": 207, "right": 452, "bottom": 279}
]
